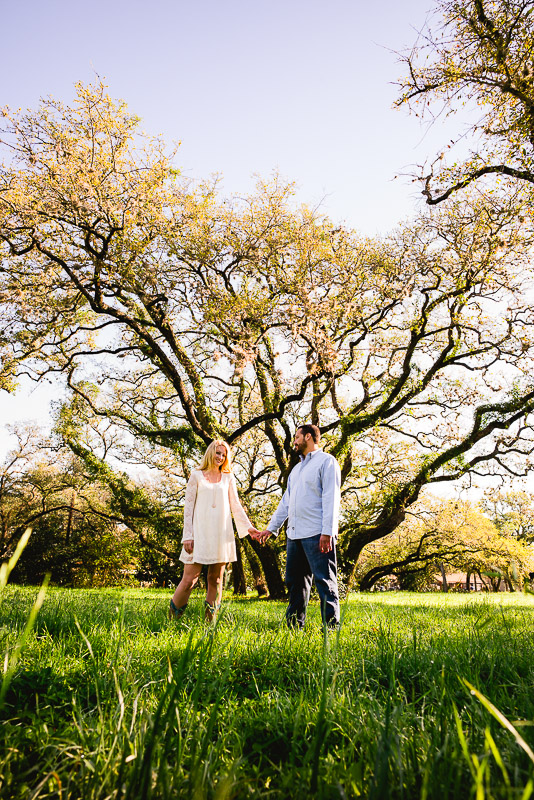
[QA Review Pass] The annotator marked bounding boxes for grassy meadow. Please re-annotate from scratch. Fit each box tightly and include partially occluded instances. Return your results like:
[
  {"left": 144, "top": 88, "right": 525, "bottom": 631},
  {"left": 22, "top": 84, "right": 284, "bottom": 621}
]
[{"left": 1, "top": 584, "right": 534, "bottom": 799}]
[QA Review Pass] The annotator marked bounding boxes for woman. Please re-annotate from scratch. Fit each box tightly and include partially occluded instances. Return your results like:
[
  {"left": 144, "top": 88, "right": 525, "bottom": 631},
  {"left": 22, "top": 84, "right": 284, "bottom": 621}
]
[{"left": 169, "top": 439, "right": 252, "bottom": 622}]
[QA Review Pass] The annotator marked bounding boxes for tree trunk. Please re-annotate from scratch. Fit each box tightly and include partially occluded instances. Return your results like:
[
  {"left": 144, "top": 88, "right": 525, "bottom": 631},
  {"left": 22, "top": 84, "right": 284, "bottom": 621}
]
[
  {"left": 231, "top": 538, "right": 247, "bottom": 595},
  {"left": 243, "top": 537, "right": 268, "bottom": 596},
  {"left": 247, "top": 537, "right": 286, "bottom": 599},
  {"left": 440, "top": 563, "right": 448, "bottom": 592},
  {"left": 341, "top": 536, "right": 368, "bottom": 585},
  {"left": 476, "top": 570, "right": 488, "bottom": 591},
  {"left": 65, "top": 490, "right": 76, "bottom": 545}
]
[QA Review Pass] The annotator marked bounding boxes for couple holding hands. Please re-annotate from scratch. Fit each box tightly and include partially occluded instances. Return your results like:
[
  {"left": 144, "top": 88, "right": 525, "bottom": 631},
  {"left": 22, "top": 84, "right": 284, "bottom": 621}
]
[{"left": 169, "top": 424, "right": 341, "bottom": 628}]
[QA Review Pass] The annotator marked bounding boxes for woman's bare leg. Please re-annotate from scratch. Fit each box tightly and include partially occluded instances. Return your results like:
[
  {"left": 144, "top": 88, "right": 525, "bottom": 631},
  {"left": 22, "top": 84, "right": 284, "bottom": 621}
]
[
  {"left": 171, "top": 563, "right": 202, "bottom": 613},
  {"left": 205, "top": 563, "right": 226, "bottom": 621}
]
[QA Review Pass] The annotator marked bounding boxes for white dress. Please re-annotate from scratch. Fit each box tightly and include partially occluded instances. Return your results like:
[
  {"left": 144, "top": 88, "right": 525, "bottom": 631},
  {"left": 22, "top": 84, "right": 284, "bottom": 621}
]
[{"left": 179, "top": 470, "right": 252, "bottom": 564}]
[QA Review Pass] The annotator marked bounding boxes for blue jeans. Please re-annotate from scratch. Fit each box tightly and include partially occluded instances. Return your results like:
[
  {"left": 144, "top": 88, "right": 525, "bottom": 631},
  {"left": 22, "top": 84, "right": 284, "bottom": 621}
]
[{"left": 285, "top": 535, "right": 340, "bottom": 628}]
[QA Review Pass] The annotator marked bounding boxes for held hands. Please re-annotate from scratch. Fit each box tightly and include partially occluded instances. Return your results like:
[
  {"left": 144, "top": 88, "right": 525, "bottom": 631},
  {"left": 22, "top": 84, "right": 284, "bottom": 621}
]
[
  {"left": 248, "top": 527, "right": 272, "bottom": 544},
  {"left": 183, "top": 540, "right": 194, "bottom": 554},
  {"left": 248, "top": 529, "right": 331, "bottom": 549}
]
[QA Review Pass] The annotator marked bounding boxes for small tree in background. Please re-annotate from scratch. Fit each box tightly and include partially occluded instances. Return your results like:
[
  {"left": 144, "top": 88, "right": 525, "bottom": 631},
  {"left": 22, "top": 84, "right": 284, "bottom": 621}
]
[
  {"left": 355, "top": 499, "right": 534, "bottom": 591},
  {"left": 0, "top": 427, "right": 139, "bottom": 586}
]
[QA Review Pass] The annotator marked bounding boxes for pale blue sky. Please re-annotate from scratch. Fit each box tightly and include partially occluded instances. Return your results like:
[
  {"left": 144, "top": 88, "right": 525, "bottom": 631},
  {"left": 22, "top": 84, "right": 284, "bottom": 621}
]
[
  {"left": 0, "top": 0, "right": 451, "bottom": 454},
  {"left": 1, "top": 0, "right": 444, "bottom": 231}
]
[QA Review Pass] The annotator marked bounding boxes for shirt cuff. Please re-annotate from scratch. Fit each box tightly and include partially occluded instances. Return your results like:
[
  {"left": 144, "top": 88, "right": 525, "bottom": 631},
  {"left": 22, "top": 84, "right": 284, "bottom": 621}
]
[{"left": 266, "top": 519, "right": 280, "bottom": 536}]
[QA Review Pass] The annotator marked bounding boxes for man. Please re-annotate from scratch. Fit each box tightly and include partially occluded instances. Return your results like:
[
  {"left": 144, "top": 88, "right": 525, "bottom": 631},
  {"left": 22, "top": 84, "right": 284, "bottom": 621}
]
[{"left": 250, "top": 424, "right": 341, "bottom": 629}]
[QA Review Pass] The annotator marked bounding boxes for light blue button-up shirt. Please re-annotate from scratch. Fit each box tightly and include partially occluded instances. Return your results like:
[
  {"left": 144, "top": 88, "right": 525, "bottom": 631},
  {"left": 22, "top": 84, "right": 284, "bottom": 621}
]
[{"left": 267, "top": 450, "right": 341, "bottom": 539}]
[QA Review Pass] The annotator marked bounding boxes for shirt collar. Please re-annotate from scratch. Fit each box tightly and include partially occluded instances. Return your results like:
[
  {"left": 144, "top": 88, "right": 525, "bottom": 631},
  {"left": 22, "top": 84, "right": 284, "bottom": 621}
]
[{"left": 299, "top": 449, "right": 320, "bottom": 462}]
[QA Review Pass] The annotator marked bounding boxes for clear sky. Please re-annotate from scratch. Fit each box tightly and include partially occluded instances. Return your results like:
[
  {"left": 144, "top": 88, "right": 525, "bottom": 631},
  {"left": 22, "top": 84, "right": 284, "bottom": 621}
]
[{"left": 0, "top": 0, "right": 450, "bottom": 455}]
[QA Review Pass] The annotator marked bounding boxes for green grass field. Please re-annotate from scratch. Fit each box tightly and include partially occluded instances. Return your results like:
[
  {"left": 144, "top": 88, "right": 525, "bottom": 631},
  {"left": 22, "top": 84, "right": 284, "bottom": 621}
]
[{"left": 1, "top": 585, "right": 534, "bottom": 799}]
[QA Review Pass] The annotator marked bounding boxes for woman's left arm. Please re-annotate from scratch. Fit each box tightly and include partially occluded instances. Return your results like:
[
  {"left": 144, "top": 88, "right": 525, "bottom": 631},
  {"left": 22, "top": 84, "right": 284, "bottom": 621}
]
[{"left": 228, "top": 474, "right": 253, "bottom": 538}]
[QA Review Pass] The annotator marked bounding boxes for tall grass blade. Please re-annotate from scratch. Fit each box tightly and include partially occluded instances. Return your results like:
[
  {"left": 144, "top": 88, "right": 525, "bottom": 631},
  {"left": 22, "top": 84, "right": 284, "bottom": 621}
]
[
  {"left": 462, "top": 679, "right": 534, "bottom": 764},
  {"left": 0, "top": 574, "right": 49, "bottom": 708},
  {"left": 484, "top": 727, "right": 511, "bottom": 788},
  {"left": 0, "top": 528, "right": 32, "bottom": 590}
]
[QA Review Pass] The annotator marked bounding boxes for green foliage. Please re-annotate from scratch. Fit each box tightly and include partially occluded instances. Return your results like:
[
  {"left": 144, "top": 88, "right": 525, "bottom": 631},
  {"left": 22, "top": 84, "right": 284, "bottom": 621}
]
[
  {"left": 0, "top": 425, "right": 188, "bottom": 588},
  {"left": 0, "top": 434, "right": 141, "bottom": 587},
  {"left": 484, "top": 490, "right": 534, "bottom": 544},
  {"left": 9, "top": 512, "right": 138, "bottom": 587}
]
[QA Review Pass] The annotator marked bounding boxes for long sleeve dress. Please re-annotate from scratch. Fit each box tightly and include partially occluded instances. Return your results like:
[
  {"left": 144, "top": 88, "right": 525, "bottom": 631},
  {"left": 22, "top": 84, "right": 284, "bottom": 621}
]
[{"left": 179, "top": 470, "right": 252, "bottom": 565}]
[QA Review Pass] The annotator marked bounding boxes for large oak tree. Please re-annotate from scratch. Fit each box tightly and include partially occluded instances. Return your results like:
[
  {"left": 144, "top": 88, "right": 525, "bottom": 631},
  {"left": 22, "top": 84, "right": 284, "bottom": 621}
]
[{"left": 2, "top": 82, "right": 534, "bottom": 590}]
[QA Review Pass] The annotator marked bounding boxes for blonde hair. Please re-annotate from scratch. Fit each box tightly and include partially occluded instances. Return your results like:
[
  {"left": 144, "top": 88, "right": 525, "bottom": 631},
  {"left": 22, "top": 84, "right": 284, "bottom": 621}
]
[{"left": 198, "top": 440, "right": 232, "bottom": 473}]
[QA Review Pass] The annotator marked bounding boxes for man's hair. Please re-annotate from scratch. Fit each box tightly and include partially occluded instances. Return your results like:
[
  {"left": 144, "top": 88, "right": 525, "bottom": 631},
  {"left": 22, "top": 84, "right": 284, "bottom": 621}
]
[{"left": 297, "top": 423, "right": 321, "bottom": 443}]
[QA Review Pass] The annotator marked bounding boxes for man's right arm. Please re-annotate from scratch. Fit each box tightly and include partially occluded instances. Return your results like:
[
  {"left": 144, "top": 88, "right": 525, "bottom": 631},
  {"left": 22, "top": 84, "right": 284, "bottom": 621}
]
[
  {"left": 266, "top": 485, "right": 290, "bottom": 536},
  {"left": 249, "top": 476, "right": 291, "bottom": 542}
]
